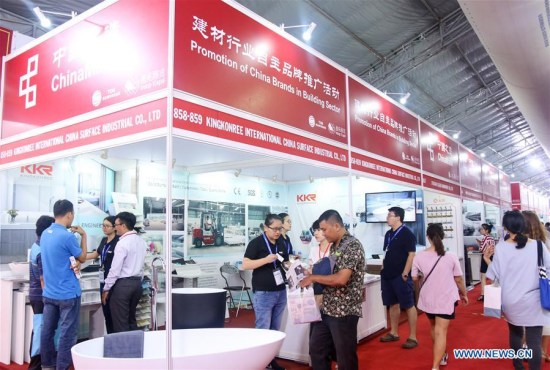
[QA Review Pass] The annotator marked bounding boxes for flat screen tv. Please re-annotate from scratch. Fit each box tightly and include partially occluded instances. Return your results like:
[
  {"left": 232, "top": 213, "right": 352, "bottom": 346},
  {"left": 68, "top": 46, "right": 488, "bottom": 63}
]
[{"left": 365, "top": 191, "right": 416, "bottom": 223}]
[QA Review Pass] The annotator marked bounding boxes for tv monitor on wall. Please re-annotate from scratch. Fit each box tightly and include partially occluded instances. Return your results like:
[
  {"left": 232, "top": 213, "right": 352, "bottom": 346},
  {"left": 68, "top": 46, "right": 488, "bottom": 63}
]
[{"left": 365, "top": 191, "right": 417, "bottom": 223}]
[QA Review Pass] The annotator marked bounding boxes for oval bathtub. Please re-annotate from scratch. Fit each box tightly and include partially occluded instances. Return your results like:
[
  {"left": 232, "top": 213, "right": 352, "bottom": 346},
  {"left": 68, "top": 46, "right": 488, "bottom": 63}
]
[{"left": 72, "top": 328, "right": 285, "bottom": 370}]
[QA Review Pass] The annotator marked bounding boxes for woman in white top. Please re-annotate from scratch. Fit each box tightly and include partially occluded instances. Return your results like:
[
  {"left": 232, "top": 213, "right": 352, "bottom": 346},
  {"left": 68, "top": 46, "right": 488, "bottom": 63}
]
[
  {"left": 522, "top": 210, "right": 550, "bottom": 363},
  {"left": 485, "top": 210, "right": 550, "bottom": 370},
  {"left": 307, "top": 219, "right": 331, "bottom": 267}
]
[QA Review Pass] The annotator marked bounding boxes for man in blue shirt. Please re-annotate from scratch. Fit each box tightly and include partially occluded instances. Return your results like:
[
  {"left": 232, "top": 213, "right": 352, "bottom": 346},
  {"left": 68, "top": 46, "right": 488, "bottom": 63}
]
[
  {"left": 40, "top": 200, "right": 87, "bottom": 370},
  {"left": 380, "top": 206, "right": 418, "bottom": 349}
]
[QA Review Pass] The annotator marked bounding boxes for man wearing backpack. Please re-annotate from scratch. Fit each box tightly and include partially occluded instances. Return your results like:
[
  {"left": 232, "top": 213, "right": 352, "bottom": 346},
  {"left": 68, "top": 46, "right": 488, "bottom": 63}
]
[{"left": 300, "top": 209, "right": 365, "bottom": 370}]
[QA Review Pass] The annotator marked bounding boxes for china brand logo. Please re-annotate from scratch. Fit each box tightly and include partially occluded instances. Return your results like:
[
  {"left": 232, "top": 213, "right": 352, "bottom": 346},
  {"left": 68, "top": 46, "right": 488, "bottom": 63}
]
[
  {"left": 20, "top": 164, "right": 53, "bottom": 176},
  {"left": 296, "top": 194, "right": 316, "bottom": 203},
  {"left": 19, "top": 54, "right": 39, "bottom": 109}
]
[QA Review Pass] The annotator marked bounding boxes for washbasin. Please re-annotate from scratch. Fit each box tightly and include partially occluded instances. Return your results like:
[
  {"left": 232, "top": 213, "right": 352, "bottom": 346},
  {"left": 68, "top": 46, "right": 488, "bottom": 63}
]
[{"left": 71, "top": 328, "right": 285, "bottom": 370}]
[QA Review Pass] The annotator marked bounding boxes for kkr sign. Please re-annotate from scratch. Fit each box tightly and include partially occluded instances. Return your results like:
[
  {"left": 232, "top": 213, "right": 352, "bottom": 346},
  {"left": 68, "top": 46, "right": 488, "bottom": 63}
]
[
  {"left": 296, "top": 194, "right": 316, "bottom": 203},
  {"left": 20, "top": 164, "right": 53, "bottom": 176}
]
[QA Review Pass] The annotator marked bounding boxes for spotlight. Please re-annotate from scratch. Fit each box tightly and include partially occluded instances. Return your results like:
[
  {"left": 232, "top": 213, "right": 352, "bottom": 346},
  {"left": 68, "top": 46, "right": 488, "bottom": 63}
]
[
  {"left": 100, "top": 149, "right": 108, "bottom": 160},
  {"left": 234, "top": 169, "right": 242, "bottom": 178},
  {"left": 309, "top": 175, "right": 314, "bottom": 183},
  {"left": 302, "top": 22, "right": 317, "bottom": 41},
  {"left": 399, "top": 92, "right": 411, "bottom": 105}
]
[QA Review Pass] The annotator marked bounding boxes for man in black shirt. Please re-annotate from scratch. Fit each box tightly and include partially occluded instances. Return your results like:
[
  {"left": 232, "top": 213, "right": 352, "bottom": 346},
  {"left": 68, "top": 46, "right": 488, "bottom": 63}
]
[
  {"left": 380, "top": 206, "right": 418, "bottom": 349},
  {"left": 243, "top": 213, "right": 291, "bottom": 370}
]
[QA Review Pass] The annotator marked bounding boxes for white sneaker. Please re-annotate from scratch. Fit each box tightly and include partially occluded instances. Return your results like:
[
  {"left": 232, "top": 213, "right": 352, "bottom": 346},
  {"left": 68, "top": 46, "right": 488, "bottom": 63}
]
[{"left": 440, "top": 352, "right": 448, "bottom": 366}]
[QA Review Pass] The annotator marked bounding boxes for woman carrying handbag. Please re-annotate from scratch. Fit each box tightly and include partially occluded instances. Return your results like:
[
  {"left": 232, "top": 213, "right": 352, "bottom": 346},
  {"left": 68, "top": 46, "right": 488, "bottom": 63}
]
[{"left": 412, "top": 223, "right": 468, "bottom": 370}]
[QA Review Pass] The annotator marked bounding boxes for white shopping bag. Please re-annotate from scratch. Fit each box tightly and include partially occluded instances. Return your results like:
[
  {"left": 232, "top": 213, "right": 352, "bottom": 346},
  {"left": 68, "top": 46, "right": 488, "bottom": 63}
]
[
  {"left": 287, "top": 286, "right": 321, "bottom": 324},
  {"left": 484, "top": 282, "right": 502, "bottom": 318}
]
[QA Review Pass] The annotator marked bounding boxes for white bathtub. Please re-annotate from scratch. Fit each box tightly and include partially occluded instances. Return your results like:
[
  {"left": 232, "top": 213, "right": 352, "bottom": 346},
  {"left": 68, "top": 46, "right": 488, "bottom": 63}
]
[{"left": 71, "top": 328, "right": 285, "bottom": 370}]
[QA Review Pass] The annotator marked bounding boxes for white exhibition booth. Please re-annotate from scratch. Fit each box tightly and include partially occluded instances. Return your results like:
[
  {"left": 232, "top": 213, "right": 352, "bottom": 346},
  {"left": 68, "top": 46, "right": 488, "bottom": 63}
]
[{"left": 0, "top": 0, "right": 522, "bottom": 368}]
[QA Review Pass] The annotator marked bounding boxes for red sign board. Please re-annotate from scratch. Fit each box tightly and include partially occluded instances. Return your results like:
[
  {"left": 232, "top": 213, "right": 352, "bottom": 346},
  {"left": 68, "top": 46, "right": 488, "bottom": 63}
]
[
  {"left": 419, "top": 121, "right": 459, "bottom": 182},
  {"left": 499, "top": 171, "right": 511, "bottom": 203},
  {"left": 351, "top": 151, "right": 421, "bottom": 186},
  {"left": 0, "top": 99, "right": 166, "bottom": 165},
  {"left": 173, "top": 98, "right": 348, "bottom": 167},
  {"left": 461, "top": 187, "right": 483, "bottom": 201},
  {"left": 1, "top": 0, "right": 168, "bottom": 139},
  {"left": 349, "top": 78, "right": 420, "bottom": 168},
  {"left": 458, "top": 145, "right": 482, "bottom": 191},
  {"left": 423, "top": 174, "right": 460, "bottom": 196},
  {"left": 511, "top": 182, "right": 521, "bottom": 204},
  {"left": 482, "top": 161, "right": 500, "bottom": 201},
  {"left": 173, "top": 0, "right": 347, "bottom": 143}
]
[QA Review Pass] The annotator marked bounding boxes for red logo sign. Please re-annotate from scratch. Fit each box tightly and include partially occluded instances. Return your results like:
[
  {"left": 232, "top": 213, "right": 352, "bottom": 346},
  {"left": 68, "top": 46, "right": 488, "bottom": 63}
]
[
  {"left": 296, "top": 194, "right": 316, "bottom": 203},
  {"left": 20, "top": 164, "right": 53, "bottom": 176}
]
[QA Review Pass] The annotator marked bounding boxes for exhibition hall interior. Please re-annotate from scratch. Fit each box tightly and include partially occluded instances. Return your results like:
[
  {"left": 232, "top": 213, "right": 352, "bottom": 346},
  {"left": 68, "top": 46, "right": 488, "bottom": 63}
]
[{"left": 0, "top": 0, "right": 549, "bottom": 369}]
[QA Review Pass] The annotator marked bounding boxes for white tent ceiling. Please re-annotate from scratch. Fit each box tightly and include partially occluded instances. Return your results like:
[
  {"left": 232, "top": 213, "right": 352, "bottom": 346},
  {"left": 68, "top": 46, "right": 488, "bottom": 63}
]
[{"left": 1, "top": 0, "right": 548, "bottom": 194}]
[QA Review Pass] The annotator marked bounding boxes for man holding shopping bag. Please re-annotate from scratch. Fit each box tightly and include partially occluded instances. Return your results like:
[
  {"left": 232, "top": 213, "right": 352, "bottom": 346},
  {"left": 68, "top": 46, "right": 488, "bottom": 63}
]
[{"left": 300, "top": 209, "right": 365, "bottom": 370}]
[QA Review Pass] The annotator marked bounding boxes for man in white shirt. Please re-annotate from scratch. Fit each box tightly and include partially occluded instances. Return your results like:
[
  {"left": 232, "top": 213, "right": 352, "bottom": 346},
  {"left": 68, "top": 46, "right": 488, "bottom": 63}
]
[{"left": 102, "top": 212, "right": 146, "bottom": 333}]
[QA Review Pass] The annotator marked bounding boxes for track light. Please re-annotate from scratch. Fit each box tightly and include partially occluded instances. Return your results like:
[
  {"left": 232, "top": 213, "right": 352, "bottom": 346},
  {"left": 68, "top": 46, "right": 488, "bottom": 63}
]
[
  {"left": 384, "top": 91, "right": 411, "bottom": 105},
  {"left": 100, "top": 149, "right": 108, "bottom": 160},
  {"left": 280, "top": 22, "right": 317, "bottom": 41},
  {"left": 309, "top": 175, "right": 314, "bottom": 183},
  {"left": 234, "top": 169, "right": 242, "bottom": 178},
  {"left": 33, "top": 6, "right": 77, "bottom": 28},
  {"left": 272, "top": 175, "right": 277, "bottom": 183}
]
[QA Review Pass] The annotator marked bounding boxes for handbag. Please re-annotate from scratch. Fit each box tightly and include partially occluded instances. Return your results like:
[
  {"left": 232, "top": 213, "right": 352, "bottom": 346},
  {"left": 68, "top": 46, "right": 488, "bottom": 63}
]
[
  {"left": 287, "top": 286, "right": 321, "bottom": 324},
  {"left": 311, "top": 243, "right": 349, "bottom": 295},
  {"left": 415, "top": 255, "right": 443, "bottom": 307},
  {"left": 484, "top": 281, "right": 502, "bottom": 318},
  {"left": 537, "top": 240, "right": 550, "bottom": 310}
]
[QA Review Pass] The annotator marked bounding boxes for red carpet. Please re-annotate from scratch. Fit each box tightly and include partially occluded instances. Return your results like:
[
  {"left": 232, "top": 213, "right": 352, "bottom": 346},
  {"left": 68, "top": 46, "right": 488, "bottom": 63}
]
[{"left": 2, "top": 285, "right": 549, "bottom": 370}]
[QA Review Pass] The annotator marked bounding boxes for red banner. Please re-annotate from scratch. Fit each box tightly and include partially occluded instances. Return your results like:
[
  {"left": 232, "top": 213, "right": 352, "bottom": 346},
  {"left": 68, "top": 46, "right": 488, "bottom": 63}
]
[
  {"left": 499, "top": 171, "right": 511, "bottom": 203},
  {"left": 0, "top": 99, "right": 166, "bottom": 165},
  {"left": 484, "top": 194, "right": 500, "bottom": 206},
  {"left": 420, "top": 121, "right": 459, "bottom": 182},
  {"left": 481, "top": 161, "right": 500, "bottom": 201},
  {"left": 0, "top": 26, "right": 13, "bottom": 87},
  {"left": 173, "top": 0, "right": 347, "bottom": 143},
  {"left": 423, "top": 174, "right": 460, "bottom": 196},
  {"left": 511, "top": 182, "right": 521, "bottom": 204},
  {"left": 458, "top": 145, "right": 482, "bottom": 191},
  {"left": 461, "top": 187, "right": 483, "bottom": 201},
  {"left": 173, "top": 98, "right": 348, "bottom": 167},
  {"left": 349, "top": 78, "right": 420, "bottom": 168},
  {"left": 1, "top": 0, "right": 168, "bottom": 139},
  {"left": 351, "top": 151, "right": 421, "bottom": 186}
]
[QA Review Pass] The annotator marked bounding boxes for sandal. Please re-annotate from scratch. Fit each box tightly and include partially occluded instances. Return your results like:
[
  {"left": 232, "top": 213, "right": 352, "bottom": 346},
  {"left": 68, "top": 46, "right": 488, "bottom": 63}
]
[
  {"left": 380, "top": 333, "right": 400, "bottom": 342},
  {"left": 477, "top": 295, "right": 484, "bottom": 301},
  {"left": 402, "top": 338, "right": 418, "bottom": 349}
]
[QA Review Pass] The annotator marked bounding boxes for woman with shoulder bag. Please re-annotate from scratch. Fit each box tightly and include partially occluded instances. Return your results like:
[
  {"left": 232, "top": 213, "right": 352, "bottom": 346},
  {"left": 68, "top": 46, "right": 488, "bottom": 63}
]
[
  {"left": 412, "top": 223, "right": 468, "bottom": 370},
  {"left": 486, "top": 210, "right": 550, "bottom": 370}
]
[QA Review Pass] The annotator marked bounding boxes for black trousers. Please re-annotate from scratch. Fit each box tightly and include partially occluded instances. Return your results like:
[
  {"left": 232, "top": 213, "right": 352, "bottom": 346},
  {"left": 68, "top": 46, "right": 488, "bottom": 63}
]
[
  {"left": 109, "top": 278, "right": 143, "bottom": 333},
  {"left": 99, "top": 283, "right": 114, "bottom": 334},
  {"left": 508, "top": 323, "right": 542, "bottom": 370},
  {"left": 29, "top": 300, "right": 44, "bottom": 370},
  {"left": 310, "top": 313, "right": 359, "bottom": 370}
]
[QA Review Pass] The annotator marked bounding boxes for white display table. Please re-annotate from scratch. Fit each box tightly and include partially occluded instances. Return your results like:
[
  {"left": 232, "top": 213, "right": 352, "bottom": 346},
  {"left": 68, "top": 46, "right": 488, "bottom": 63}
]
[{"left": 278, "top": 274, "right": 386, "bottom": 363}]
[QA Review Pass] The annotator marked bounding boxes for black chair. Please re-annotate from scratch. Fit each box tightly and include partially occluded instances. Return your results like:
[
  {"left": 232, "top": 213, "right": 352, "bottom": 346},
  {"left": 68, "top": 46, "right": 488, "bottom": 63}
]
[{"left": 220, "top": 263, "right": 253, "bottom": 317}]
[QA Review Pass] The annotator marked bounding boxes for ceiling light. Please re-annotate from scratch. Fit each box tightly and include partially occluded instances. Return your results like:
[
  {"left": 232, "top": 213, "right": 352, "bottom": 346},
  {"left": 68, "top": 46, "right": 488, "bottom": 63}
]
[
  {"left": 498, "top": 165, "right": 503, "bottom": 169},
  {"left": 530, "top": 158, "right": 543, "bottom": 168},
  {"left": 309, "top": 175, "right": 314, "bottom": 183},
  {"left": 511, "top": 173, "right": 515, "bottom": 178},
  {"left": 33, "top": 6, "right": 77, "bottom": 29},
  {"left": 33, "top": 7, "right": 51, "bottom": 28},
  {"left": 280, "top": 22, "right": 317, "bottom": 41},
  {"left": 234, "top": 169, "right": 242, "bottom": 178},
  {"left": 480, "top": 152, "right": 486, "bottom": 158},
  {"left": 384, "top": 91, "right": 411, "bottom": 105},
  {"left": 100, "top": 149, "right": 108, "bottom": 160}
]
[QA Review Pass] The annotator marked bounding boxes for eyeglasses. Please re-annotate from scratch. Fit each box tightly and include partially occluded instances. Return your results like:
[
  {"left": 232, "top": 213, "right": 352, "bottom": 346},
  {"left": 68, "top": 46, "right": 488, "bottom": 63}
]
[
  {"left": 266, "top": 226, "right": 283, "bottom": 232},
  {"left": 114, "top": 223, "right": 122, "bottom": 227},
  {"left": 102, "top": 224, "right": 114, "bottom": 228}
]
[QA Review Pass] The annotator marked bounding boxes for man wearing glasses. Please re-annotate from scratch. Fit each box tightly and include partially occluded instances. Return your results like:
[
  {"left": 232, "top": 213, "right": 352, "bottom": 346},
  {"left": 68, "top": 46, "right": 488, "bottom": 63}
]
[
  {"left": 243, "top": 213, "right": 293, "bottom": 370},
  {"left": 379, "top": 206, "right": 418, "bottom": 349},
  {"left": 102, "top": 212, "right": 146, "bottom": 333}
]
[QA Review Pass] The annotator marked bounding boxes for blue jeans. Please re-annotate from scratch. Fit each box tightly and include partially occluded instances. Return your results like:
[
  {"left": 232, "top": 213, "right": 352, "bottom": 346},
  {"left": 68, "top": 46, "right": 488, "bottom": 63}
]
[
  {"left": 41, "top": 296, "right": 81, "bottom": 370},
  {"left": 253, "top": 290, "right": 287, "bottom": 330}
]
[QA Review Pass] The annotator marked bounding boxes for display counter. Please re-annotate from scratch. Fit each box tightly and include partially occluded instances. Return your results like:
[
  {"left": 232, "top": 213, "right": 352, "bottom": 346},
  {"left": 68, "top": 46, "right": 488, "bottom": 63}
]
[
  {"left": 278, "top": 274, "right": 386, "bottom": 363},
  {"left": 468, "top": 252, "right": 482, "bottom": 282}
]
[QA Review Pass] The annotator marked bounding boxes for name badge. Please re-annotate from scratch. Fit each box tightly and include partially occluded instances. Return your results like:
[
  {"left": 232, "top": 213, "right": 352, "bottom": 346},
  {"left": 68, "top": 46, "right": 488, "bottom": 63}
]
[
  {"left": 98, "top": 269, "right": 105, "bottom": 283},
  {"left": 273, "top": 269, "right": 284, "bottom": 286},
  {"left": 276, "top": 253, "right": 284, "bottom": 263}
]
